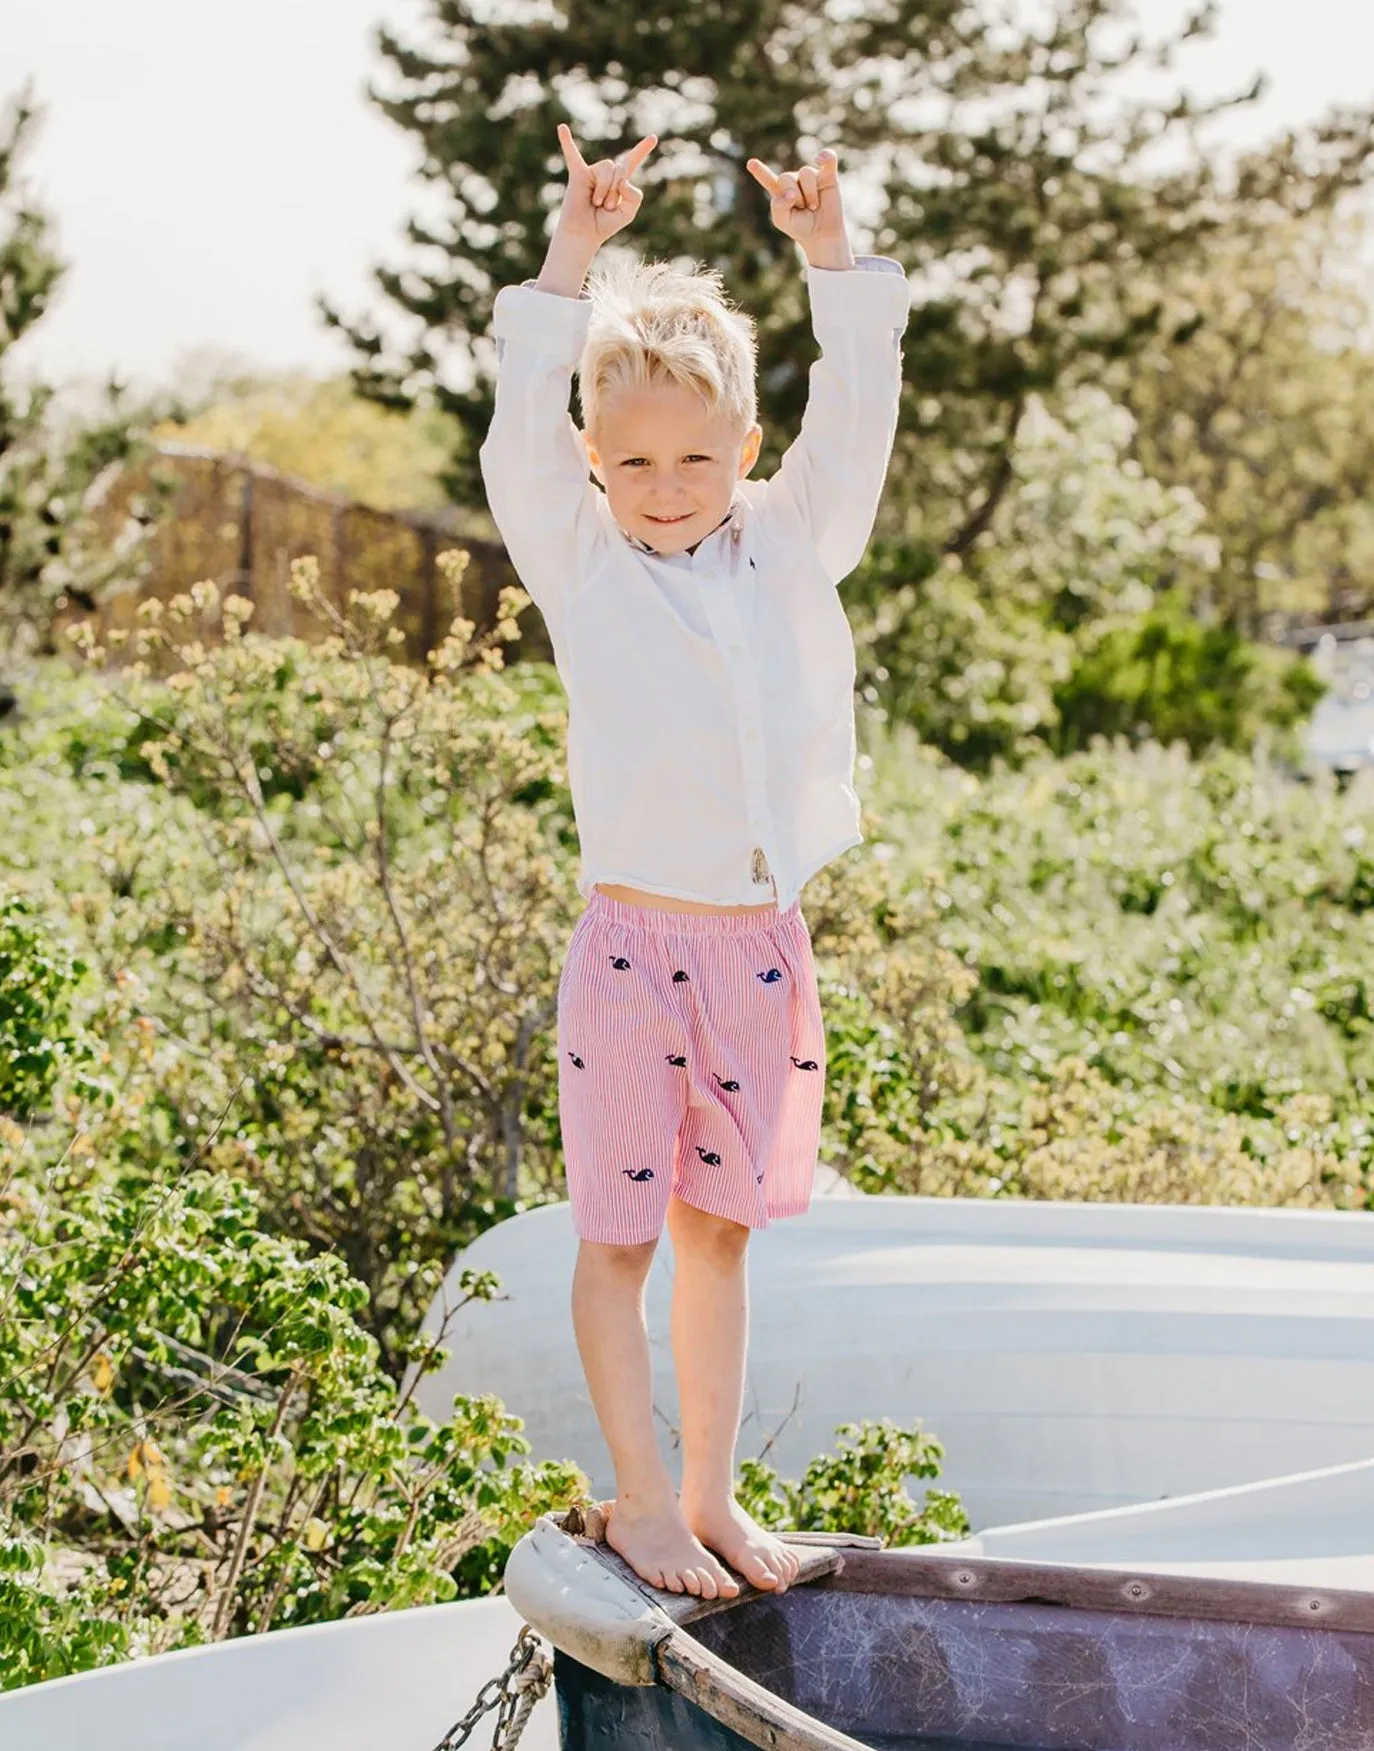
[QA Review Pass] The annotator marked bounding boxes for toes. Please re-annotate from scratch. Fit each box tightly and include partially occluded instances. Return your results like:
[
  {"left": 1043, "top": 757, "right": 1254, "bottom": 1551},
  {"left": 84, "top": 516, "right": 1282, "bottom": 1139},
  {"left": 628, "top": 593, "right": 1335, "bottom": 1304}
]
[
  {"left": 688, "top": 1565, "right": 718, "bottom": 1600},
  {"left": 737, "top": 1549, "right": 780, "bottom": 1590},
  {"left": 709, "top": 1557, "right": 741, "bottom": 1597}
]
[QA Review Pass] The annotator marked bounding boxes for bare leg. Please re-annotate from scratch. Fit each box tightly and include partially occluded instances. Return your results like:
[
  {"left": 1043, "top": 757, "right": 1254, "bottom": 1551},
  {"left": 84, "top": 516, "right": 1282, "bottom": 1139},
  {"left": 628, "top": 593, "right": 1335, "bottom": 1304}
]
[
  {"left": 667, "top": 1197, "right": 802, "bottom": 1593},
  {"left": 571, "top": 1237, "right": 737, "bottom": 1598}
]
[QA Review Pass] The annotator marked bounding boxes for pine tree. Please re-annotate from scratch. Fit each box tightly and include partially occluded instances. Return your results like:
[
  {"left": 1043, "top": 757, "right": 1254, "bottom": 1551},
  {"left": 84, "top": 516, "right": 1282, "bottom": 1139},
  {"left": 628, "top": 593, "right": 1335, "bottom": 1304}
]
[{"left": 323, "top": 0, "right": 1374, "bottom": 561}]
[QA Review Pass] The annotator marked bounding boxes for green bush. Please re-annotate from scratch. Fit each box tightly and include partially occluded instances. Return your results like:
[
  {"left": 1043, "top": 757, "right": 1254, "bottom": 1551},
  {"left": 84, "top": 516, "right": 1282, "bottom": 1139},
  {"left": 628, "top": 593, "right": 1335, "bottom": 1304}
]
[
  {"left": 0, "top": 1097, "right": 583, "bottom": 1686},
  {"left": 1053, "top": 599, "right": 1324, "bottom": 757},
  {"left": 738, "top": 1420, "right": 969, "bottom": 1546}
]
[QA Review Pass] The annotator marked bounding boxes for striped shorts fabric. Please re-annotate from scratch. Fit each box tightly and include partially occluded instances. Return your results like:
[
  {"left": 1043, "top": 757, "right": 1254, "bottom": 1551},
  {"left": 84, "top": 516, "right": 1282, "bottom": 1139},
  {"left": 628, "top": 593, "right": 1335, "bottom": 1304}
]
[{"left": 556, "top": 889, "right": 827, "bottom": 1245}]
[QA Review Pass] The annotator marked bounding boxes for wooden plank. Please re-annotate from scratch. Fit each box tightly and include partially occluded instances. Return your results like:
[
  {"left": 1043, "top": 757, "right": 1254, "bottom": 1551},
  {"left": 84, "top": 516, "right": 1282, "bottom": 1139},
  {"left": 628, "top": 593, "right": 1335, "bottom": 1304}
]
[
  {"left": 656, "top": 1627, "right": 869, "bottom": 1751},
  {"left": 820, "top": 1547, "right": 1374, "bottom": 1635}
]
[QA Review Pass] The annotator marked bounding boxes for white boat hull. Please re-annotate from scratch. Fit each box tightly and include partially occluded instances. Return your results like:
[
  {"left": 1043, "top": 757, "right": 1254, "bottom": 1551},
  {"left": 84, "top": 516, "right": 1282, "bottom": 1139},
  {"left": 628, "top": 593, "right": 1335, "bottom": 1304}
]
[
  {"left": 0, "top": 1594, "right": 558, "bottom": 1751},
  {"left": 414, "top": 1196, "right": 1374, "bottom": 1530},
  {"left": 944, "top": 1453, "right": 1374, "bottom": 1589}
]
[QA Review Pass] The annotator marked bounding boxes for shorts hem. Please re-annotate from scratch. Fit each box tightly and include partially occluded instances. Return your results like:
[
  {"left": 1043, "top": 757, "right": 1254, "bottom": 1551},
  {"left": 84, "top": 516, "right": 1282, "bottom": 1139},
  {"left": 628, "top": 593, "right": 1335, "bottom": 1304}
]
[{"left": 572, "top": 1220, "right": 664, "bottom": 1246}]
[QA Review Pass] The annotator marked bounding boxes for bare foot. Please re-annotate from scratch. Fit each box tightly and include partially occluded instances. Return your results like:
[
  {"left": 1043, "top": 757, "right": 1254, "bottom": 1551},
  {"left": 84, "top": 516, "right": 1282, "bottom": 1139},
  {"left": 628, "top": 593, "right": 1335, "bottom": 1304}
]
[
  {"left": 604, "top": 1496, "right": 740, "bottom": 1600},
  {"left": 682, "top": 1496, "right": 802, "bottom": 1594}
]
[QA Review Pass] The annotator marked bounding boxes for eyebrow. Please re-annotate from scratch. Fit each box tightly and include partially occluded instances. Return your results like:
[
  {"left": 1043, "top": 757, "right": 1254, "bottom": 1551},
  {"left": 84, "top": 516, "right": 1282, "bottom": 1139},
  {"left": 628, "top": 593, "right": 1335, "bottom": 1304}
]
[{"left": 611, "top": 447, "right": 716, "bottom": 458}]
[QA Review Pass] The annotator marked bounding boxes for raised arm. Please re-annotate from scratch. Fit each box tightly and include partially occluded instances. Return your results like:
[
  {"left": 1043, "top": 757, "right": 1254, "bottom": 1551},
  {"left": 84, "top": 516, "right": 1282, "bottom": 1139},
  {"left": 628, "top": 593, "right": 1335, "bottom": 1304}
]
[
  {"left": 478, "top": 126, "right": 657, "bottom": 624},
  {"left": 745, "top": 147, "right": 911, "bottom": 584}
]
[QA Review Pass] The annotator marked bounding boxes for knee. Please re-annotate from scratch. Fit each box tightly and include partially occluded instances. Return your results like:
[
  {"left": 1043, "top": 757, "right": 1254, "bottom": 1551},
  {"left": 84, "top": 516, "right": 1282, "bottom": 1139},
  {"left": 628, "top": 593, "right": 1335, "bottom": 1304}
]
[
  {"left": 576, "top": 1236, "right": 658, "bottom": 1285},
  {"left": 669, "top": 1200, "right": 751, "bottom": 1269}
]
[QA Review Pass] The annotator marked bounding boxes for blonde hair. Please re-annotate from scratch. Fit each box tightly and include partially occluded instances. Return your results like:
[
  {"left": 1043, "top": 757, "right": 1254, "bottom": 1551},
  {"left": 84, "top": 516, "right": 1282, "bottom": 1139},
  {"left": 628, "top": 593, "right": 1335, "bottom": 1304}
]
[{"left": 578, "top": 252, "right": 757, "bottom": 439}]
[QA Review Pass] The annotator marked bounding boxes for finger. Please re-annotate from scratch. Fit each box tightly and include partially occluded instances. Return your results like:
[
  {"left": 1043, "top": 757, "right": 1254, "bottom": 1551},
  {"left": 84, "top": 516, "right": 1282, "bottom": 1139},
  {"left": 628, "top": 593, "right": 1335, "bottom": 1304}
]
[
  {"left": 797, "top": 165, "right": 820, "bottom": 210},
  {"left": 745, "top": 157, "right": 780, "bottom": 194},
  {"left": 815, "top": 146, "right": 840, "bottom": 188},
  {"left": 590, "top": 157, "right": 616, "bottom": 206},
  {"left": 777, "top": 171, "right": 802, "bottom": 209},
  {"left": 604, "top": 164, "right": 626, "bottom": 210},
  {"left": 557, "top": 122, "right": 588, "bottom": 177},
  {"left": 620, "top": 132, "right": 658, "bottom": 178}
]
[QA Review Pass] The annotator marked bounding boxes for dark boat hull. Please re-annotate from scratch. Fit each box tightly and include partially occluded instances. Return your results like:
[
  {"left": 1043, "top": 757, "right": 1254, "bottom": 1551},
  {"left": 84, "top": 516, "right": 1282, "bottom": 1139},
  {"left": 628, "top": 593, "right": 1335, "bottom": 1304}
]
[{"left": 506, "top": 1516, "right": 1374, "bottom": 1751}]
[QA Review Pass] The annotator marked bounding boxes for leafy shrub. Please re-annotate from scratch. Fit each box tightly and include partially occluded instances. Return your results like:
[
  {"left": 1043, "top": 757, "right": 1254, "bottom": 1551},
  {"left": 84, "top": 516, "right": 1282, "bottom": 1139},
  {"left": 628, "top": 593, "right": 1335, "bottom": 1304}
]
[
  {"left": 0, "top": 1115, "right": 583, "bottom": 1688},
  {"left": 53, "top": 557, "right": 577, "bottom": 1368},
  {"left": 738, "top": 1420, "right": 969, "bottom": 1546},
  {"left": 1053, "top": 598, "right": 1324, "bottom": 757}
]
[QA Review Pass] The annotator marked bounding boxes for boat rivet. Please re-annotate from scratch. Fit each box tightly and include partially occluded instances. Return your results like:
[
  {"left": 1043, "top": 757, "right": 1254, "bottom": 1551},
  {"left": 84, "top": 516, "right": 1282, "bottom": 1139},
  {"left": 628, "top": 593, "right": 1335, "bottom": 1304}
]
[
  {"left": 955, "top": 1571, "right": 975, "bottom": 1586},
  {"left": 1307, "top": 1598, "right": 1324, "bottom": 1613},
  {"left": 1127, "top": 1582, "right": 1147, "bottom": 1600}
]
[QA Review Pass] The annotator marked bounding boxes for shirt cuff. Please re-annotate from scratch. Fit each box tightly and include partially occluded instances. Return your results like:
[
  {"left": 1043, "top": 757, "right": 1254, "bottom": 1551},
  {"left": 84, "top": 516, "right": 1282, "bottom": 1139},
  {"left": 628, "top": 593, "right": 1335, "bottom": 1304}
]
[
  {"left": 491, "top": 280, "right": 593, "bottom": 364},
  {"left": 805, "top": 254, "right": 911, "bottom": 334}
]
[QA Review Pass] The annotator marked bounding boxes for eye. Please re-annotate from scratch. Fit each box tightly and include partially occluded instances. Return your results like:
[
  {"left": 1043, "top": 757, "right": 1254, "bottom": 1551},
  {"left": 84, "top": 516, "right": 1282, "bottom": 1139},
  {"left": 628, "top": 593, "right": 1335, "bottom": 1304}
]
[
  {"left": 685, "top": 454, "right": 712, "bottom": 463},
  {"left": 619, "top": 458, "right": 649, "bottom": 468}
]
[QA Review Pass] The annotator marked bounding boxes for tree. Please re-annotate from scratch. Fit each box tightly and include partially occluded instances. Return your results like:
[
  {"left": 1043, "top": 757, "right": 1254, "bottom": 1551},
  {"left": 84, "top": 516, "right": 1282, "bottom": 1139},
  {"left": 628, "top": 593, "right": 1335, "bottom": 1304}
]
[
  {"left": 324, "top": 0, "right": 1374, "bottom": 554},
  {"left": 1123, "top": 206, "right": 1374, "bottom": 633},
  {"left": 0, "top": 85, "right": 162, "bottom": 672},
  {"left": 153, "top": 368, "right": 463, "bottom": 513}
]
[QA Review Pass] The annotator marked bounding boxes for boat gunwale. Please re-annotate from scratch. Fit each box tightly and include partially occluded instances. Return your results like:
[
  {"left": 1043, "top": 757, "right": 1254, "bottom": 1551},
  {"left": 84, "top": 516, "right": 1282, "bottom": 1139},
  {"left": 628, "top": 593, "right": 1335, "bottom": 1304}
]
[{"left": 811, "top": 1546, "right": 1374, "bottom": 1636}]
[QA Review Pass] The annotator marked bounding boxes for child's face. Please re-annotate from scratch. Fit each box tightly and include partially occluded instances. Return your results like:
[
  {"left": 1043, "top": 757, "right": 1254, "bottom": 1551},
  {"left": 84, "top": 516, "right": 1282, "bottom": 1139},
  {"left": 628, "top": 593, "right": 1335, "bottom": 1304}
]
[{"left": 585, "top": 382, "right": 763, "bottom": 556}]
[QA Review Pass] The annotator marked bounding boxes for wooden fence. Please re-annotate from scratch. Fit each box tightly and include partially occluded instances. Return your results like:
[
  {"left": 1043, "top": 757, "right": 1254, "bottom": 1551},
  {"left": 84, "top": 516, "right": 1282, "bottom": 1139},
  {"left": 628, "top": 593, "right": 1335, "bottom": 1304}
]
[{"left": 64, "top": 441, "right": 551, "bottom": 666}]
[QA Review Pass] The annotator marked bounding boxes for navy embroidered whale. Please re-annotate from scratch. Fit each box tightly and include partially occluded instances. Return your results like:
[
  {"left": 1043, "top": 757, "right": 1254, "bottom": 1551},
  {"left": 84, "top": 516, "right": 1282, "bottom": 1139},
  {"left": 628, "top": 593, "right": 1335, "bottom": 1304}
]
[
  {"left": 568, "top": 1052, "right": 586, "bottom": 1069},
  {"left": 695, "top": 1146, "right": 723, "bottom": 1166},
  {"left": 714, "top": 1075, "right": 740, "bottom": 1091},
  {"left": 757, "top": 968, "right": 783, "bottom": 984},
  {"left": 790, "top": 1055, "right": 819, "bottom": 1070},
  {"left": 623, "top": 1168, "right": 655, "bottom": 1182},
  {"left": 666, "top": 1053, "right": 687, "bottom": 1067},
  {"left": 672, "top": 970, "right": 690, "bottom": 983},
  {"left": 610, "top": 955, "right": 632, "bottom": 970}
]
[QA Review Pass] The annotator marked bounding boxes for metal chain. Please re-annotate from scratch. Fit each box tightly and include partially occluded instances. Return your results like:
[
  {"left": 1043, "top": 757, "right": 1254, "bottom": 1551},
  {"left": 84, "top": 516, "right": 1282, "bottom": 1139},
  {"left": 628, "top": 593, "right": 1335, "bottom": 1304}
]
[{"left": 429, "top": 1624, "right": 553, "bottom": 1751}]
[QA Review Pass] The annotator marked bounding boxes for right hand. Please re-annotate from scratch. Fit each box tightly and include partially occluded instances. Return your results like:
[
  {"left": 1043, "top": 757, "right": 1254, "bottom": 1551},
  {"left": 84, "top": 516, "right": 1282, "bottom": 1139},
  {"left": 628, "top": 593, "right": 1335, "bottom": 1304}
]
[{"left": 553, "top": 123, "right": 658, "bottom": 249}]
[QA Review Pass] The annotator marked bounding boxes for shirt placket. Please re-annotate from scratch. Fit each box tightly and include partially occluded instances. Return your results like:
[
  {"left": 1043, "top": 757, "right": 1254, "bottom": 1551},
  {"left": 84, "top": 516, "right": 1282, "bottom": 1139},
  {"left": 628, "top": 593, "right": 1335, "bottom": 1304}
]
[{"left": 697, "top": 564, "right": 778, "bottom": 900}]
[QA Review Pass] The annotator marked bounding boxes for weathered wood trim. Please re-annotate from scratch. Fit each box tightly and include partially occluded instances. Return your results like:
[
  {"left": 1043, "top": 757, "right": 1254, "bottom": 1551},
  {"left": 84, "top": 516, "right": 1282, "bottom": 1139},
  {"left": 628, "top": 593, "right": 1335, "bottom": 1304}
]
[
  {"left": 819, "top": 1547, "right": 1374, "bottom": 1635},
  {"left": 656, "top": 1627, "right": 869, "bottom": 1751}
]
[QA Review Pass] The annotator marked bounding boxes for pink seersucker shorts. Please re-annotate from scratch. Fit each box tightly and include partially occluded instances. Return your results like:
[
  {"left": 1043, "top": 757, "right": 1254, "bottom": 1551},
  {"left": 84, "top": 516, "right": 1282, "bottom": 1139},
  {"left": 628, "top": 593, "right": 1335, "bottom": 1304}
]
[{"left": 556, "top": 889, "right": 827, "bottom": 1245}]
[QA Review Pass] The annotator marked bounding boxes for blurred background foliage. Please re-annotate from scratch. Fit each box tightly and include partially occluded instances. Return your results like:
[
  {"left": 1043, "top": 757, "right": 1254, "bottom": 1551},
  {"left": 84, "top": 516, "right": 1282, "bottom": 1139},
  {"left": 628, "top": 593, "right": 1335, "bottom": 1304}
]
[{"left": 6, "top": 0, "right": 1374, "bottom": 1688}]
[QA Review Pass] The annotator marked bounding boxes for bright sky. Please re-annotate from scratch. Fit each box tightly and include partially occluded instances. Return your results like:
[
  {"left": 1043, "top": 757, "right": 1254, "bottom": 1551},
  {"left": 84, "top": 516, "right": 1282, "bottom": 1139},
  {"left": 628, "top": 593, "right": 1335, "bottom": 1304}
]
[{"left": 6, "top": 0, "right": 1371, "bottom": 394}]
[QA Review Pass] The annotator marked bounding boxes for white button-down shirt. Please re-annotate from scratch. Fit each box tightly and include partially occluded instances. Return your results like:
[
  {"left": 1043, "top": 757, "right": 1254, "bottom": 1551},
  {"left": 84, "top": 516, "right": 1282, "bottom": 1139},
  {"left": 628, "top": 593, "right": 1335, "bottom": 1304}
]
[{"left": 478, "top": 256, "right": 911, "bottom": 910}]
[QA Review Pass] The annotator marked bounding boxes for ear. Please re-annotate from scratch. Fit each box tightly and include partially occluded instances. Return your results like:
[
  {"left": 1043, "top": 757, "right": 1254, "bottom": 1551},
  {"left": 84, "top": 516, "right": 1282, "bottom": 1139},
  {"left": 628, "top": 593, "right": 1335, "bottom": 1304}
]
[
  {"left": 738, "top": 423, "right": 763, "bottom": 479},
  {"left": 582, "top": 430, "right": 605, "bottom": 485}
]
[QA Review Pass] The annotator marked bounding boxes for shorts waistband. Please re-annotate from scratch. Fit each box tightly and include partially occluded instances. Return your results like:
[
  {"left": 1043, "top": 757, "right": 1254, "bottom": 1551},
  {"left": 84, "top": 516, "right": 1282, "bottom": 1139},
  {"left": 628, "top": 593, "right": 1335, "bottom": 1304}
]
[{"left": 583, "top": 889, "right": 802, "bottom": 935}]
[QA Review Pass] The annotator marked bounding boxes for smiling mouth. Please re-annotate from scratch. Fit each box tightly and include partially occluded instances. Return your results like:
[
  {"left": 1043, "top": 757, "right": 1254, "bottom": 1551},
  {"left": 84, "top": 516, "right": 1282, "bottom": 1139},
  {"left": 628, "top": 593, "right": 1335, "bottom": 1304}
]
[{"left": 646, "top": 513, "right": 693, "bottom": 524}]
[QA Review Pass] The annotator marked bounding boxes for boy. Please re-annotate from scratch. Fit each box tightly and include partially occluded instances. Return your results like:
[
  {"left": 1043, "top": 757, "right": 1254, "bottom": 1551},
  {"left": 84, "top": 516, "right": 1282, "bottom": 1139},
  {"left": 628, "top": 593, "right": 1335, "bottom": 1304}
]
[{"left": 479, "top": 123, "right": 909, "bottom": 1600}]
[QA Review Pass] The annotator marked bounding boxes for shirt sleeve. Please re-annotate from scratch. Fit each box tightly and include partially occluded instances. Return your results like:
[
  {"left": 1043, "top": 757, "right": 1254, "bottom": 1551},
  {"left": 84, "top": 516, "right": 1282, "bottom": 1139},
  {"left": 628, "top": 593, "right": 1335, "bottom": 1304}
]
[
  {"left": 767, "top": 255, "right": 911, "bottom": 585},
  {"left": 477, "top": 281, "right": 603, "bottom": 626}
]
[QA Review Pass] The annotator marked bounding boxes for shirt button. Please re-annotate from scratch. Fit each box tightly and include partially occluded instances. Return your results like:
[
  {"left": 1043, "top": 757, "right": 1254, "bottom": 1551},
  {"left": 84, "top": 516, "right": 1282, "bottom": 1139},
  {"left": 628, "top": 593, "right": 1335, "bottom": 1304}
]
[
  {"left": 729, "top": 642, "right": 746, "bottom": 657},
  {"left": 745, "top": 726, "right": 761, "bottom": 742}
]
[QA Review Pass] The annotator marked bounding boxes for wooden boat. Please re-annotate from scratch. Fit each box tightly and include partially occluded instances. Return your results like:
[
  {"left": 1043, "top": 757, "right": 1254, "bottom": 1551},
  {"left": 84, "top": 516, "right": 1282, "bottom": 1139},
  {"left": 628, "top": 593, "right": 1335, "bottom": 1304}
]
[
  {"left": 505, "top": 1510, "right": 1374, "bottom": 1751},
  {"left": 415, "top": 1197, "right": 1374, "bottom": 1528}
]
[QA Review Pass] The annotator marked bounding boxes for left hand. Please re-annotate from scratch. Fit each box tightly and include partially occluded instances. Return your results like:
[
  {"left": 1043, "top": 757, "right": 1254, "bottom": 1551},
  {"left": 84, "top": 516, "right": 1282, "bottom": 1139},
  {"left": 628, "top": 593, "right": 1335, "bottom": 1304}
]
[{"left": 745, "top": 147, "right": 853, "bottom": 263}]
